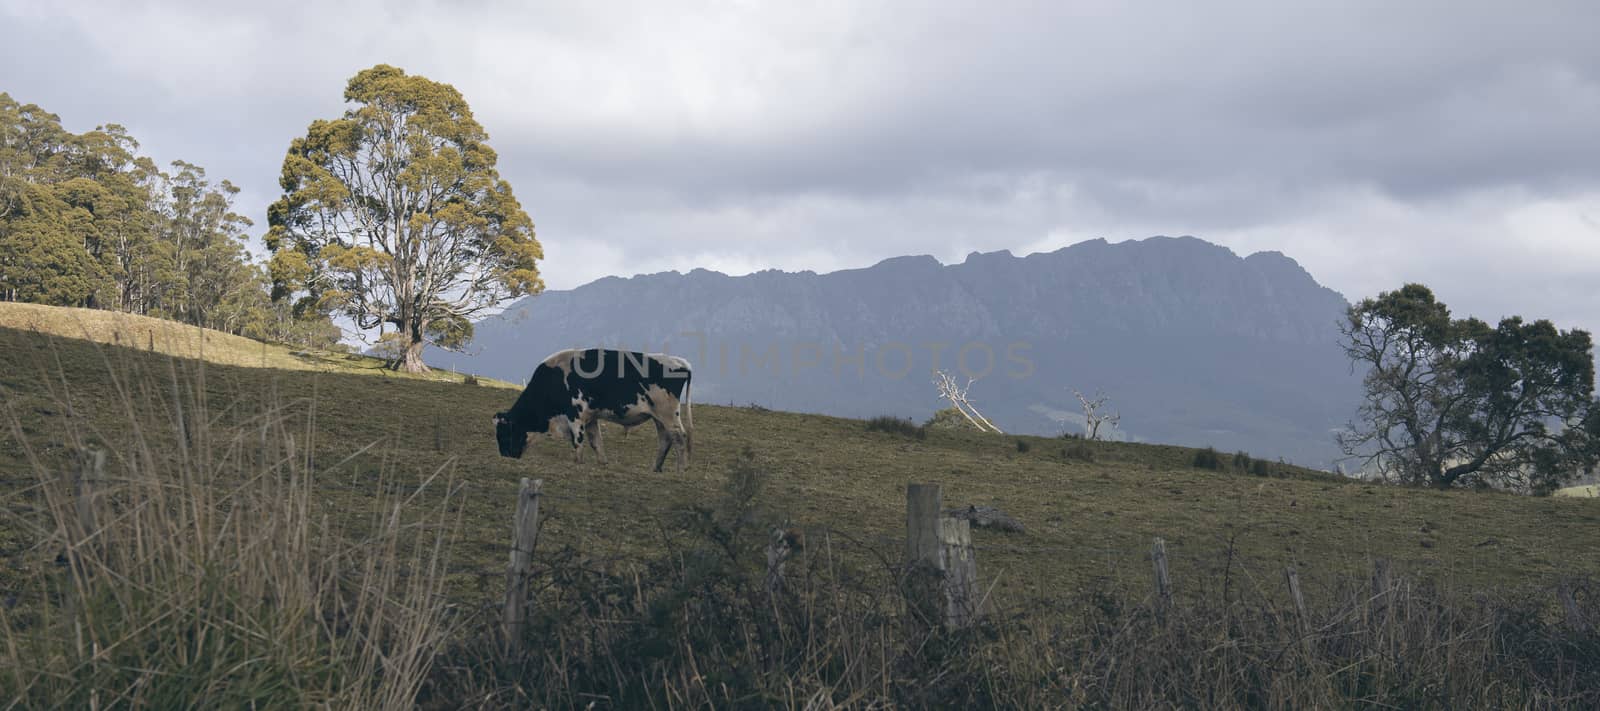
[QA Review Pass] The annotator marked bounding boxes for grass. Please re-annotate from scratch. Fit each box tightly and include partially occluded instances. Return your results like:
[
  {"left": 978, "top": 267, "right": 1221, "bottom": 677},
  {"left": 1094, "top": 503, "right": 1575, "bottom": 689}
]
[
  {"left": 3, "top": 319, "right": 1599, "bottom": 605},
  {"left": 2, "top": 305, "right": 1599, "bottom": 706},
  {"left": 0, "top": 302, "right": 509, "bottom": 386}
]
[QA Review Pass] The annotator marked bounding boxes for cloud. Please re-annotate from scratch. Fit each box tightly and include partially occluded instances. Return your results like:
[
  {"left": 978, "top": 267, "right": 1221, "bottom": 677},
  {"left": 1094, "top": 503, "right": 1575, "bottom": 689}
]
[{"left": 3, "top": 0, "right": 1598, "bottom": 338}]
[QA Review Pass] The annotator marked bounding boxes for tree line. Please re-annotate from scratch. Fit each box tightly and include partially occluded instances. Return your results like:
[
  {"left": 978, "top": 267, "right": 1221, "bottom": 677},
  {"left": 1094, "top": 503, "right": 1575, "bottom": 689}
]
[{"left": 0, "top": 92, "right": 339, "bottom": 348}]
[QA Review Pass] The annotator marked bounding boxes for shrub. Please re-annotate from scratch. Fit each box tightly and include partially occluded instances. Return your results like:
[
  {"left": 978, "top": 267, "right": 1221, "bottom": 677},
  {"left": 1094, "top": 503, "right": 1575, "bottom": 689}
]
[
  {"left": 1193, "top": 446, "right": 1222, "bottom": 470},
  {"left": 1232, "top": 450, "right": 1252, "bottom": 471},
  {"left": 925, "top": 407, "right": 982, "bottom": 431},
  {"left": 1015, "top": 439, "right": 1031, "bottom": 453},
  {"left": 1252, "top": 459, "right": 1272, "bottom": 477},
  {"left": 462, "top": 372, "right": 480, "bottom": 386},
  {"left": 866, "top": 415, "right": 927, "bottom": 440}
]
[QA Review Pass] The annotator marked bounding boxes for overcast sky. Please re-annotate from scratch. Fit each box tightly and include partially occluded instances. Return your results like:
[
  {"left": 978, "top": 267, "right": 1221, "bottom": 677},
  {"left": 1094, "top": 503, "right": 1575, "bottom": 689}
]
[{"left": 3, "top": 0, "right": 1597, "bottom": 337}]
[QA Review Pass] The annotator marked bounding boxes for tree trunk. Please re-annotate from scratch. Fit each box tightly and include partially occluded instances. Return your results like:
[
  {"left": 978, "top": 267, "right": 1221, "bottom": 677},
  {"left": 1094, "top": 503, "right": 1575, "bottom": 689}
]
[{"left": 399, "top": 332, "right": 429, "bottom": 373}]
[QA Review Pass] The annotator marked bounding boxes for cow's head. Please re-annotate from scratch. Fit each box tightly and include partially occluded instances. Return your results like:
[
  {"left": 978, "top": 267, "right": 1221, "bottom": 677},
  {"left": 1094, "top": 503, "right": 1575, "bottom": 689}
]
[{"left": 493, "top": 411, "right": 530, "bottom": 458}]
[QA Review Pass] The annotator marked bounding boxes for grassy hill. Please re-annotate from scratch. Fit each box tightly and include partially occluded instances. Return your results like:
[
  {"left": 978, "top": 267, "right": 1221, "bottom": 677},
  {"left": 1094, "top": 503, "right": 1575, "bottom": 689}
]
[
  {"left": 3, "top": 306, "right": 1596, "bottom": 601},
  {"left": 0, "top": 302, "right": 511, "bottom": 386},
  {"left": 3, "top": 306, "right": 1598, "bottom": 707}
]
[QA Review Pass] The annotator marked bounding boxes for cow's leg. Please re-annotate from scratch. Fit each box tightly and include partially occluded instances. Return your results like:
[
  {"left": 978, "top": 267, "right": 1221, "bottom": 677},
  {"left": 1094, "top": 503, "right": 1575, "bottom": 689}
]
[
  {"left": 566, "top": 417, "right": 585, "bottom": 463},
  {"left": 668, "top": 411, "right": 688, "bottom": 473},
  {"left": 652, "top": 418, "right": 674, "bottom": 473},
  {"left": 585, "top": 419, "right": 606, "bottom": 465}
]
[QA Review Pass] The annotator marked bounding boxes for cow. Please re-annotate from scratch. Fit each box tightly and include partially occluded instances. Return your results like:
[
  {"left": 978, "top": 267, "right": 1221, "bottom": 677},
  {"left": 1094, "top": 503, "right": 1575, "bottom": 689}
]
[{"left": 493, "top": 348, "right": 694, "bottom": 472}]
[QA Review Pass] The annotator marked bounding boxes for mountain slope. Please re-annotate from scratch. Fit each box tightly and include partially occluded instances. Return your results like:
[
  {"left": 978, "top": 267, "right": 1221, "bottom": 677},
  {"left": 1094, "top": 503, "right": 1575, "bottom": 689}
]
[{"left": 430, "top": 236, "right": 1359, "bottom": 467}]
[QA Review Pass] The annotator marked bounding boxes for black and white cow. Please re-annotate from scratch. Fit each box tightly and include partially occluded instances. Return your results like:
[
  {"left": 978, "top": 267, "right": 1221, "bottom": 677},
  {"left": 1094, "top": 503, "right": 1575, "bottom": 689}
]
[{"left": 493, "top": 348, "right": 694, "bottom": 472}]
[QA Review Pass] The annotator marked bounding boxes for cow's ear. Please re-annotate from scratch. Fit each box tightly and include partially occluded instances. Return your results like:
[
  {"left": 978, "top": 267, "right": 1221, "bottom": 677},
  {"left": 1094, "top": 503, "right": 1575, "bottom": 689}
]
[{"left": 493, "top": 412, "right": 508, "bottom": 425}]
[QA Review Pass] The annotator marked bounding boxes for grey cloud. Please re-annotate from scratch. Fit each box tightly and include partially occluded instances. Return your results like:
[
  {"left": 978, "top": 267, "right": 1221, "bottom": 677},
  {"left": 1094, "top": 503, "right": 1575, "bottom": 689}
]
[{"left": 3, "top": 0, "right": 1598, "bottom": 340}]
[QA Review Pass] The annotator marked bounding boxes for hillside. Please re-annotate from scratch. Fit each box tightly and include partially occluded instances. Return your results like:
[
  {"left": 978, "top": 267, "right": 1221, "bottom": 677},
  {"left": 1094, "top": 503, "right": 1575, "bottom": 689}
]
[
  {"left": 0, "top": 302, "right": 510, "bottom": 386},
  {"left": 3, "top": 315, "right": 1597, "bottom": 606},
  {"left": 427, "top": 236, "right": 1360, "bottom": 469}
]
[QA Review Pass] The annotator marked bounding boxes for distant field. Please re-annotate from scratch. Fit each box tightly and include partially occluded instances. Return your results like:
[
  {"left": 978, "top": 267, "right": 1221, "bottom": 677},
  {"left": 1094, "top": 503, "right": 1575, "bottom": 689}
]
[
  {"left": 1557, "top": 484, "right": 1599, "bottom": 498},
  {"left": 3, "top": 309, "right": 1598, "bottom": 608},
  {"left": 0, "top": 302, "right": 513, "bottom": 387}
]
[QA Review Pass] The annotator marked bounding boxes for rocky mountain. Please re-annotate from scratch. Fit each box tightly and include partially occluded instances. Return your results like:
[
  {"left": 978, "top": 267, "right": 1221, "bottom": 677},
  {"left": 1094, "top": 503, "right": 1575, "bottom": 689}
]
[{"left": 431, "top": 236, "right": 1360, "bottom": 469}]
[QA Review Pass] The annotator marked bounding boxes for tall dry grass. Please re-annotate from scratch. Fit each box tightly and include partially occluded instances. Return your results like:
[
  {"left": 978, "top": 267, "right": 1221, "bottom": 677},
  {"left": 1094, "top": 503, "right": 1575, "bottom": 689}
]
[
  {"left": 426, "top": 450, "right": 1600, "bottom": 710},
  {"left": 0, "top": 347, "right": 462, "bottom": 709},
  {"left": 2, "top": 344, "right": 1597, "bottom": 709}
]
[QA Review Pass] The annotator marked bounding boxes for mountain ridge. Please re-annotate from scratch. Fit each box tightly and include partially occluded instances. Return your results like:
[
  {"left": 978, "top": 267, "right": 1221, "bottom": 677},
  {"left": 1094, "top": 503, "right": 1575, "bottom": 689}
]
[{"left": 431, "top": 236, "right": 1359, "bottom": 468}]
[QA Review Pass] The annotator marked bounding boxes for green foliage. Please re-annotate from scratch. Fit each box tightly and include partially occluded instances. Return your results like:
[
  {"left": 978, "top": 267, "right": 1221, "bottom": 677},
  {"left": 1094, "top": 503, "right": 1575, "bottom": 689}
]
[
  {"left": 0, "top": 92, "right": 337, "bottom": 343},
  {"left": 1252, "top": 458, "right": 1272, "bottom": 476},
  {"left": 1193, "top": 446, "right": 1223, "bottom": 470},
  {"left": 1340, "top": 283, "right": 1599, "bottom": 491},
  {"left": 925, "top": 406, "right": 982, "bottom": 431},
  {"left": 865, "top": 415, "right": 927, "bottom": 439},
  {"left": 266, "top": 65, "right": 543, "bottom": 373},
  {"left": 1015, "top": 438, "right": 1031, "bottom": 453}
]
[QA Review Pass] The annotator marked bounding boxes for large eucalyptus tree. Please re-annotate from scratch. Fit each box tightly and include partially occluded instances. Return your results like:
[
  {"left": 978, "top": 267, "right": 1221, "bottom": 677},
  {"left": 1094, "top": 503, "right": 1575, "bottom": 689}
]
[{"left": 267, "top": 65, "right": 543, "bottom": 372}]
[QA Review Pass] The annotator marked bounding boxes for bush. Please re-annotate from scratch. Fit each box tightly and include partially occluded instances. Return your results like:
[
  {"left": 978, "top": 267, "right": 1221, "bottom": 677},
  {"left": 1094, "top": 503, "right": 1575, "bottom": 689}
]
[
  {"left": 1232, "top": 450, "right": 1252, "bottom": 471},
  {"left": 1193, "top": 446, "right": 1222, "bottom": 470},
  {"left": 866, "top": 415, "right": 927, "bottom": 440},
  {"left": 462, "top": 373, "right": 480, "bottom": 386},
  {"left": 1015, "top": 439, "right": 1031, "bottom": 453},
  {"left": 1252, "top": 459, "right": 1272, "bottom": 476},
  {"left": 925, "top": 407, "right": 982, "bottom": 431}
]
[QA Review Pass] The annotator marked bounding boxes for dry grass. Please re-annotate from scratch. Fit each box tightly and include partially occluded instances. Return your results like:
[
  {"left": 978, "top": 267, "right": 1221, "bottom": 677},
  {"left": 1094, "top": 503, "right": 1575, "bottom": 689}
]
[
  {"left": 0, "top": 302, "right": 509, "bottom": 386},
  {"left": 2, "top": 314, "right": 1600, "bottom": 707},
  {"left": 0, "top": 349, "right": 462, "bottom": 709}
]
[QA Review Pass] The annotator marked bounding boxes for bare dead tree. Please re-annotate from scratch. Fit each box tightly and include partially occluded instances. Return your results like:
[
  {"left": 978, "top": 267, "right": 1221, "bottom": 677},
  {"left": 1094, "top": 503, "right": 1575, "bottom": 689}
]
[
  {"left": 934, "top": 370, "right": 1003, "bottom": 434},
  {"left": 1074, "top": 389, "right": 1121, "bottom": 440}
]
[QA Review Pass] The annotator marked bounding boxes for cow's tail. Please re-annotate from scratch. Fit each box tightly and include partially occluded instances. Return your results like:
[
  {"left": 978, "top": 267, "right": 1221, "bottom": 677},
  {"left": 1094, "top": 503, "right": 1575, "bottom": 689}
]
[{"left": 683, "top": 373, "right": 694, "bottom": 463}]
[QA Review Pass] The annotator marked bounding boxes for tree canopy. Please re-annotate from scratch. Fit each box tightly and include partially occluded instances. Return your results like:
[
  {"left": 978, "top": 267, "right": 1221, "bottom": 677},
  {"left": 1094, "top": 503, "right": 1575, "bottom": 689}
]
[
  {"left": 1338, "top": 283, "right": 1599, "bottom": 493},
  {"left": 265, "top": 65, "right": 542, "bottom": 373},
  {"left": 0, "top": 92, "right": 337, "bottom": 348}
]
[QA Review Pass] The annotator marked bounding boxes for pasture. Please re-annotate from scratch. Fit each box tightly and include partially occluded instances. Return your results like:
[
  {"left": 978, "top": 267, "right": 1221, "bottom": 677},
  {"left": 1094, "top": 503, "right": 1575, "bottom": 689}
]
[
  {"left": 2, "top": 311, "right": 1598, "bottom": 707},
  {"left": 6, "top": 322, "right": 1600, "bottom": 601}
]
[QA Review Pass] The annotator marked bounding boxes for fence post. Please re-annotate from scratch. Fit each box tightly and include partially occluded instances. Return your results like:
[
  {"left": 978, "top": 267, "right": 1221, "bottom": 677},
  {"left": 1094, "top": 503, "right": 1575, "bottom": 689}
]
[
  {"left": 1285, "top": 565, "right": 1309, "bottom": 631},
  {"left": 765, "top": 527, "right": 794, "bottom": 594},
  {"left": 1369, "top": 557, "right": 1392, "bottom": 624},
  {"left": 74, "top": 448, "right": 104, "bottom": 540},
  {"left": 503, "top": 478, "right": 543, "bottom": 653},
  {"left": 905, "top": 483, "right": 981, "bottom": 631},
  {"left": 1557, "top": 581, "right": 1589, "bottom": 633},
  {"left": 940, "top": 516, "right": 977, "bottom": 628},
  {"left": 905, "top": 483, "right": 944, "bottom": 634},
  {"left": 1151, "top": 537, "right": 1172, "bottom": 615}
]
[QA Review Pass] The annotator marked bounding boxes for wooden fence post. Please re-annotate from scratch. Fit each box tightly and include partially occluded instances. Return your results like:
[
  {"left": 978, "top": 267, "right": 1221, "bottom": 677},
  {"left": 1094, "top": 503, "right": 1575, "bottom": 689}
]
[
  {"left": 74, "top": 448, "right": 104, "bottom": 540},
  {"left": 503, "top": 478, "right": 543, "bottom": 653},
  {"left": 904, "top": 483, "right": 980, "bottom": 630},
  {"left": 1370, "top": 557, "right": 1392, "bottom": 624},
  {"left": 1285, "top": 564, "right": 1314, "bottom": 654},
  {"left": 1557, "top": 581, "right": 1589, "bottom": 633},
  {"left": 940, "top": 516, "right": 977, "bottom": 628},
  {"left": 765, "top": 527, "right": 796, "bottom": 594},
  {"left": 905, "top": 483, "right": 944, "bottom": 634},
  {"left": 1151, "top": 537, "right": 1172, "bottom": 614},
  {"left": 1285, "top": 565, "right": 1309, "bottom": 632}
]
